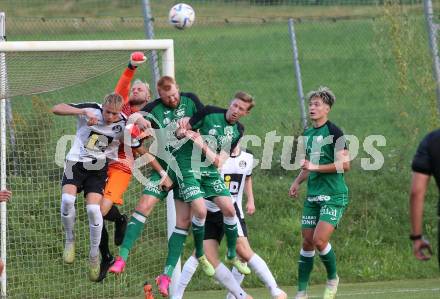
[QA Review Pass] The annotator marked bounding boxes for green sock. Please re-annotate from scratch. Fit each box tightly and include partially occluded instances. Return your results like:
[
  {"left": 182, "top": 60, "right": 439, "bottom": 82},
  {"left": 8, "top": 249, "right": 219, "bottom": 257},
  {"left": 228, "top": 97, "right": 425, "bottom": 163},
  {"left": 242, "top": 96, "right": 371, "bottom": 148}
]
[
  {"left": 164, "top": 229, "right": 188, "bottom": 277},
  {"left": 192, "top": 222, "right": 205, "bottom": 258},
  {"left": 224, "top": 222, "right": 238, "bottom": 259},
  {"left": 320, "top": 245, "right": 337, "bottom": 280},
  {"left": 298, "top": 251, "right": 315, "bottom": 292},
  {"left": 119, "top": 211, "right": 147, "bottom": 261}
]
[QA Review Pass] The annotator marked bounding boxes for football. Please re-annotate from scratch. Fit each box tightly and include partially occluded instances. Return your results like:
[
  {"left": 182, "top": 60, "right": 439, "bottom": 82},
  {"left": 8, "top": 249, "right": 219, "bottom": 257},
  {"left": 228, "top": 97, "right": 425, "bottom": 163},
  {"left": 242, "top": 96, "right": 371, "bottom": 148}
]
[{"left": 168, "top": 3, "right": 195, "bottom": 30}]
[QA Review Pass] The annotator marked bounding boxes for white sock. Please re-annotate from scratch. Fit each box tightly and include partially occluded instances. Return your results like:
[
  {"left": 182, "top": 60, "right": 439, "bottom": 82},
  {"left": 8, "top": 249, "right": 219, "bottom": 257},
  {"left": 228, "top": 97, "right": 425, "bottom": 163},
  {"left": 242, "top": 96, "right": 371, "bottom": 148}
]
[
  {"left": 174, "top": 255, "right": 199, "bottom": 299},
  {"left": 86, "top": 204, "right": 103, "bottom": 259},
  {"left": 231, "top": 266, "right": 245, "bottom": 285},
  {"left": 60, "top": 193, "right": 76, "bottom": 243},
  {"left": 226, "top": 266, "right": 245, "bottom": 299},
  {"left": 248, "top": 254, "right": 282, "bottom": 297},
  {"left": 214, "top": 263, "right": 248, "bottom": 299}
]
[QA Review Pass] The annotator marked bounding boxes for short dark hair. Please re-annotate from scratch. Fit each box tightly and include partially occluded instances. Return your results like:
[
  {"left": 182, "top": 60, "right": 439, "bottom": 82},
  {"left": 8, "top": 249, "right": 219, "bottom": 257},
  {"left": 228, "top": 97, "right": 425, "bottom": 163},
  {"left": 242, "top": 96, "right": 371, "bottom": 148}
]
[{"left": 307, "top": 86, "right": 336, "bottom": 107}]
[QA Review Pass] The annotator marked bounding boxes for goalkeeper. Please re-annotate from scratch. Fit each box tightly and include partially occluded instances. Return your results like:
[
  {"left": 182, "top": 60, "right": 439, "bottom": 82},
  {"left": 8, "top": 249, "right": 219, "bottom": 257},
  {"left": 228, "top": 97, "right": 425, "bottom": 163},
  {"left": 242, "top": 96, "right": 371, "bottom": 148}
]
[{"left": 96, "top": 52, "right": 172, "bottom": 282}]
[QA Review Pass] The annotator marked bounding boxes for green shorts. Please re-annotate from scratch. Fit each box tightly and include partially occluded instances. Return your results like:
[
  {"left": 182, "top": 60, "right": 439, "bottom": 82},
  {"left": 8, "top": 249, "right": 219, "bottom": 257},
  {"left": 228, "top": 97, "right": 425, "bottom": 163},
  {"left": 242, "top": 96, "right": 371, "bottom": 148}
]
[
  {"left": 176, "top": 168, "right": 205, "bottom": 202},
  {"left": 200, "top": 173, "right": 231, "bottom": 199},
  {"left": 142, "top": 169, "right": 181, "bottom": 200},
  {"left": 301, "top": 194, "right": 348, "bottom": 229}
]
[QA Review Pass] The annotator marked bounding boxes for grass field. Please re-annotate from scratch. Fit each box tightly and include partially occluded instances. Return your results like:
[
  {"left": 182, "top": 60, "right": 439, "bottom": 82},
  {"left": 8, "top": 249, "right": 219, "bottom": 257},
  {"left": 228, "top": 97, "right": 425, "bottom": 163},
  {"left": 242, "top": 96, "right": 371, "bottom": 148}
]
[
  {"left": 181, "top": 278, "right": 440, "bottom": 299},
  {"left": 2, "top": 1, "right": 440, "bottom": 298}
]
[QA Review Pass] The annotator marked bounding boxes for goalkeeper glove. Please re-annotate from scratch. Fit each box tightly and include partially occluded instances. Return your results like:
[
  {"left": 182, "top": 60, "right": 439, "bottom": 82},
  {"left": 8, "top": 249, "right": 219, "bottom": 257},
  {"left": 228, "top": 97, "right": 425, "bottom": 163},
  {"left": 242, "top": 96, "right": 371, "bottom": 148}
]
[{"left": 128, "top": 51, "right": 147, "bottom": 69}]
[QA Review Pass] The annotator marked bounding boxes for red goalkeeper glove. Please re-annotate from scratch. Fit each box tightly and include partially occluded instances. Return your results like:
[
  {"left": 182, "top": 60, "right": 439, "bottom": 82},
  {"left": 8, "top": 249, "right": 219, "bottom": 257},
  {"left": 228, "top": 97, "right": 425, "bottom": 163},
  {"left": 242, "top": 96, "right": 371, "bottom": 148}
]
[{"left": 129, "top": 52, "right": 147, "bottom": 69}]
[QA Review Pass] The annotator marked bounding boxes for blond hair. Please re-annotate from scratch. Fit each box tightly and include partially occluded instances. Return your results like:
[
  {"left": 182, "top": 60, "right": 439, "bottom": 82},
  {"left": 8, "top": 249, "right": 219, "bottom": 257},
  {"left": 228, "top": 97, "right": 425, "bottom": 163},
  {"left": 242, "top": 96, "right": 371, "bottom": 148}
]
[
  {"left": 103, "top": 92, "right": 123, "bottom": 109},
  {"left": 132, "top": 79, "right": 151, "bottom": 92},
  {"left": 307, "top": 86, "right": 336, "bottom": 107}
]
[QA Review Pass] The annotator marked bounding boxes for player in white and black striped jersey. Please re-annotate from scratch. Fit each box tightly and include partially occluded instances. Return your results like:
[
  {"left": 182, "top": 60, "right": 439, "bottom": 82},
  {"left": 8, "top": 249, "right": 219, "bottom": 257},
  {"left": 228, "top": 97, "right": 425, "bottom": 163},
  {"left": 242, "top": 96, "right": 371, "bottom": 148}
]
[
  {"left": 174, "top": 145, "right": 287, "bottom": 299},
  {"left": 52, "top": 93, "right": 147, "bottom": 282}
]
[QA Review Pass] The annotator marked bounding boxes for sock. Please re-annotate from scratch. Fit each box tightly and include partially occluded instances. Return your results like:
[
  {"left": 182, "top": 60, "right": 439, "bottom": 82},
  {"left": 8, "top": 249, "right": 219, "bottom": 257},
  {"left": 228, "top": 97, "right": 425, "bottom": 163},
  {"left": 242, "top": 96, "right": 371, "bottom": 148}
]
[
  {"left": 104, "top": 205, "right": 124, "bottom": 225},
  {"left": 192, "top": 216, "right": 205, "bottom": 258},
  {"left": 99, "top": 223, "right": 112, "bottom": 262},
  {"left": 231, "top": 266, "right": 245, "bottom": 285},
  {"left": 174, "top": 255, "right": 199, "bottom": 299},
  {"left": 248, "top": 254, "right": 282, "bottom": 297},
  {"left": 223, "top": 216, "right": 238, "bottom": 259},
  {"left": 214, "top": 263, "right": 247, "bottom": 299},
  {"left": 86, "top": 204, "right": 103, "bottom": 259},
  {"left": 298, "top": 249, "right": 315, "bottom": 292},
  {"left": 60, "top": 193, "right": 76, "bottom": 243},
  {"left": 164, "top": 228, "right": 188, "bottom": 277},
  {"left": 319, "top": 243, "right": 337, "bottom": 280},
  {"left": 119, "top": 210, "right": 147, "bottom": 261}
]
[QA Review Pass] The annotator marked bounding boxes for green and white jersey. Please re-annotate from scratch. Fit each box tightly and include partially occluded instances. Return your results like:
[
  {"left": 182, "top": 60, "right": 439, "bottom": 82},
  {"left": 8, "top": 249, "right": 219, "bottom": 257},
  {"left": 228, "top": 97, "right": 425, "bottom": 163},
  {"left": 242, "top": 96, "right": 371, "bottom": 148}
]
[
  {"left": 303, "top": 120, "right": 348, "bottom": 196},
  {"left": 189, "top": 105, "right": 244, "bottom": 175},
  {"left": 141, "top": 92, "right": 204, "bottom": 162}
]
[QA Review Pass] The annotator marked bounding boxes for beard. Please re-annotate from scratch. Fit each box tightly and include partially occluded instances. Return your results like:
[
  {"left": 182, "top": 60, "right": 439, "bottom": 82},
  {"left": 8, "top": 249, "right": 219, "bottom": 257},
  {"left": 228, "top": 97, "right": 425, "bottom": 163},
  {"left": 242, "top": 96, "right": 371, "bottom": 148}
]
[{"left": 129, "top": 97, "right": 147, "bottom": 106}]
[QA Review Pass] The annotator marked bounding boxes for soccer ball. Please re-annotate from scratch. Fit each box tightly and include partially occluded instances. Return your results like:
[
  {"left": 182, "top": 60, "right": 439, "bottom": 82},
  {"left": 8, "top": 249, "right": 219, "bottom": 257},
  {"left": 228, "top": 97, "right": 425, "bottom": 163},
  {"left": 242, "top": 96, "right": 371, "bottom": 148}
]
[{"left": 168, "top": 3, "right": 195, "bottom": 30}]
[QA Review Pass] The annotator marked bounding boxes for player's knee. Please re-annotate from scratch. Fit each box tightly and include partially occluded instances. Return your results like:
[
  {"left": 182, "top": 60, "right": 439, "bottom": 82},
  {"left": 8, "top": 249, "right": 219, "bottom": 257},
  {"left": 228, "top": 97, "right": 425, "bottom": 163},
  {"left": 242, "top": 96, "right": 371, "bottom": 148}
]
[
  {"left": 222, "top": 205, "right": 236, "bottom": 217},
  {"left": 61, "top": 193, "right": 76, "bottom": 215},
  {"left": 137, "top": 197, "right": 156, "bottom": 215},
  {"left": 86, "top": 204, "right": 103, "bottom": 227},
  {"left": 192, "top": 208, "right": 207, "bottom": 220},
  {"left": 236, "top": 243, "right": 253, "bottom": 261},
  {"left": 312, "top": 236, "right": 326, "bottom": 250},
  {"left": 302, "top": 238, "right": 314, "bottom": 250}
]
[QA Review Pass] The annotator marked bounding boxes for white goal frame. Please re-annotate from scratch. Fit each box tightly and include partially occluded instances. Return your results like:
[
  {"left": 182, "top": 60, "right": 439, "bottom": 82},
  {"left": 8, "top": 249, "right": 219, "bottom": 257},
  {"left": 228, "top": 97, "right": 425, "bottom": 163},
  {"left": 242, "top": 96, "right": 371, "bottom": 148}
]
[{"left": 0, "top": 39, "right": 178, "bottom": 297}]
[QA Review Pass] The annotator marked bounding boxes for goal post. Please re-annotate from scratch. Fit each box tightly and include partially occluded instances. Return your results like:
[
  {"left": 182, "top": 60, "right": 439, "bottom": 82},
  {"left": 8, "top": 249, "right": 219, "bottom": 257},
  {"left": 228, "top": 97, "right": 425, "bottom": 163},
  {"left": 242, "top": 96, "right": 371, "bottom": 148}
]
[{"left": 0, "top": 38, "right": 179, "bottom": 298}]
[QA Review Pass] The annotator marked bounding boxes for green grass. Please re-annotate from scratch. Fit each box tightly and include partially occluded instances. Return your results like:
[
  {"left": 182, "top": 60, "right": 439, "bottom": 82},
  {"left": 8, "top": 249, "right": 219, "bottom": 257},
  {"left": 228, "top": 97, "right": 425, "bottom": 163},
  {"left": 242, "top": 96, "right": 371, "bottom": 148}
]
[
  {"left": 3, "top": 2, "right": 440, "bottom": 298},
  {"left": 179, "top": 278, "right": 440, "bottom": 299}
]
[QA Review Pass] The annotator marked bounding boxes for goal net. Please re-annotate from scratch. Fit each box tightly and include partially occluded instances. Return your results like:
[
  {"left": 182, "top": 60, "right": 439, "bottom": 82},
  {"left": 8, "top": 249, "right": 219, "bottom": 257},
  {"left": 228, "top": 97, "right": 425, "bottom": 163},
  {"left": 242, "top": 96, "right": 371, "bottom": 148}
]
[{"left": 0, "top": 39, "right": 175, "bottom": 298}]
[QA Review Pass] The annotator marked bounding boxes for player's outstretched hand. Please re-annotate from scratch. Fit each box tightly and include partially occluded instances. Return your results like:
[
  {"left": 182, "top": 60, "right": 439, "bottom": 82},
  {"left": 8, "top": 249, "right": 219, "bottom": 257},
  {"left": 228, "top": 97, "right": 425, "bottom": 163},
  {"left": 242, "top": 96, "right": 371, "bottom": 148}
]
[
  {"left": 413, "top": 238, "right": 432, "bottom": 261},
  {"left": 289, "top": 182, "right": 299, "bottom": 198},
  {"left": 130, "top": 52, "right": 147, "bottom": 67}
]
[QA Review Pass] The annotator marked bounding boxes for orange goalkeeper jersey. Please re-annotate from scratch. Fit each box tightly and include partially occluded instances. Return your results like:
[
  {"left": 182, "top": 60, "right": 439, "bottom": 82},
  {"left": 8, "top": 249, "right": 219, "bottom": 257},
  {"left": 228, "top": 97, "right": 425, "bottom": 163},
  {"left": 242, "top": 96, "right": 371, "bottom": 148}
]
[{"left": 110, "top": 67, "right": 141, "bottom": 174}]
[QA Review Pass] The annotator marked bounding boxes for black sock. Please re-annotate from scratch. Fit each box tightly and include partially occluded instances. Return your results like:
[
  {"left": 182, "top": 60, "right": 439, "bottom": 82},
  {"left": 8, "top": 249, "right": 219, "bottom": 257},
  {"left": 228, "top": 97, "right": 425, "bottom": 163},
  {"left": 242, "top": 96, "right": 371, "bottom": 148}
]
[
  {"left": 99, "top": 223, "right": 112, "bottom": 262},
  {"left": 104, "top": 205, "right": 123, "bottom": 224}
]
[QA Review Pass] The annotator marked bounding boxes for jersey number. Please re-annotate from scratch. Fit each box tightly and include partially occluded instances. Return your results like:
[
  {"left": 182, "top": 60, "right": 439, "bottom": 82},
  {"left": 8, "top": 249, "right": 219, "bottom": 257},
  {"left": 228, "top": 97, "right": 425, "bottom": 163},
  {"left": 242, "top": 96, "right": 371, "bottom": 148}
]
[{"left": 85, "top": 133, "right": 113, "bottom": 152}]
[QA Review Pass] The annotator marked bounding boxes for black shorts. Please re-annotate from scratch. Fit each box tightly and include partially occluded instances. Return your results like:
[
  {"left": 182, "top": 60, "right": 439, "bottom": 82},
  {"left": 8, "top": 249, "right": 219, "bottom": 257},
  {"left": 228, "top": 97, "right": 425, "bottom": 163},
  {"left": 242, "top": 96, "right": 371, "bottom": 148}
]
[
  {"left": 204, "top": 210, "right": 224, "bottom": 243},
  {"left": 61, "top": 160, "right": 108, "bottom": 196},
  {"left": 204, "top": 206, "right": 248, "bottom": 243}
]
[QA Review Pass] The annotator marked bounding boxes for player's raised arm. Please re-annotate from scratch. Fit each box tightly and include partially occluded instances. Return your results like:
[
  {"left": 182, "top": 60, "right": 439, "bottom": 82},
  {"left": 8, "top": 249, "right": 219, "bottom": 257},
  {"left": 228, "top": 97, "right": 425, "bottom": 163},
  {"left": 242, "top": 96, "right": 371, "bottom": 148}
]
[
  {"left": 115, "top": 52, "right": 146, "bottom": 104},
  {"left": 51, "top": 103, "right": 99, "bottom": 124}
]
